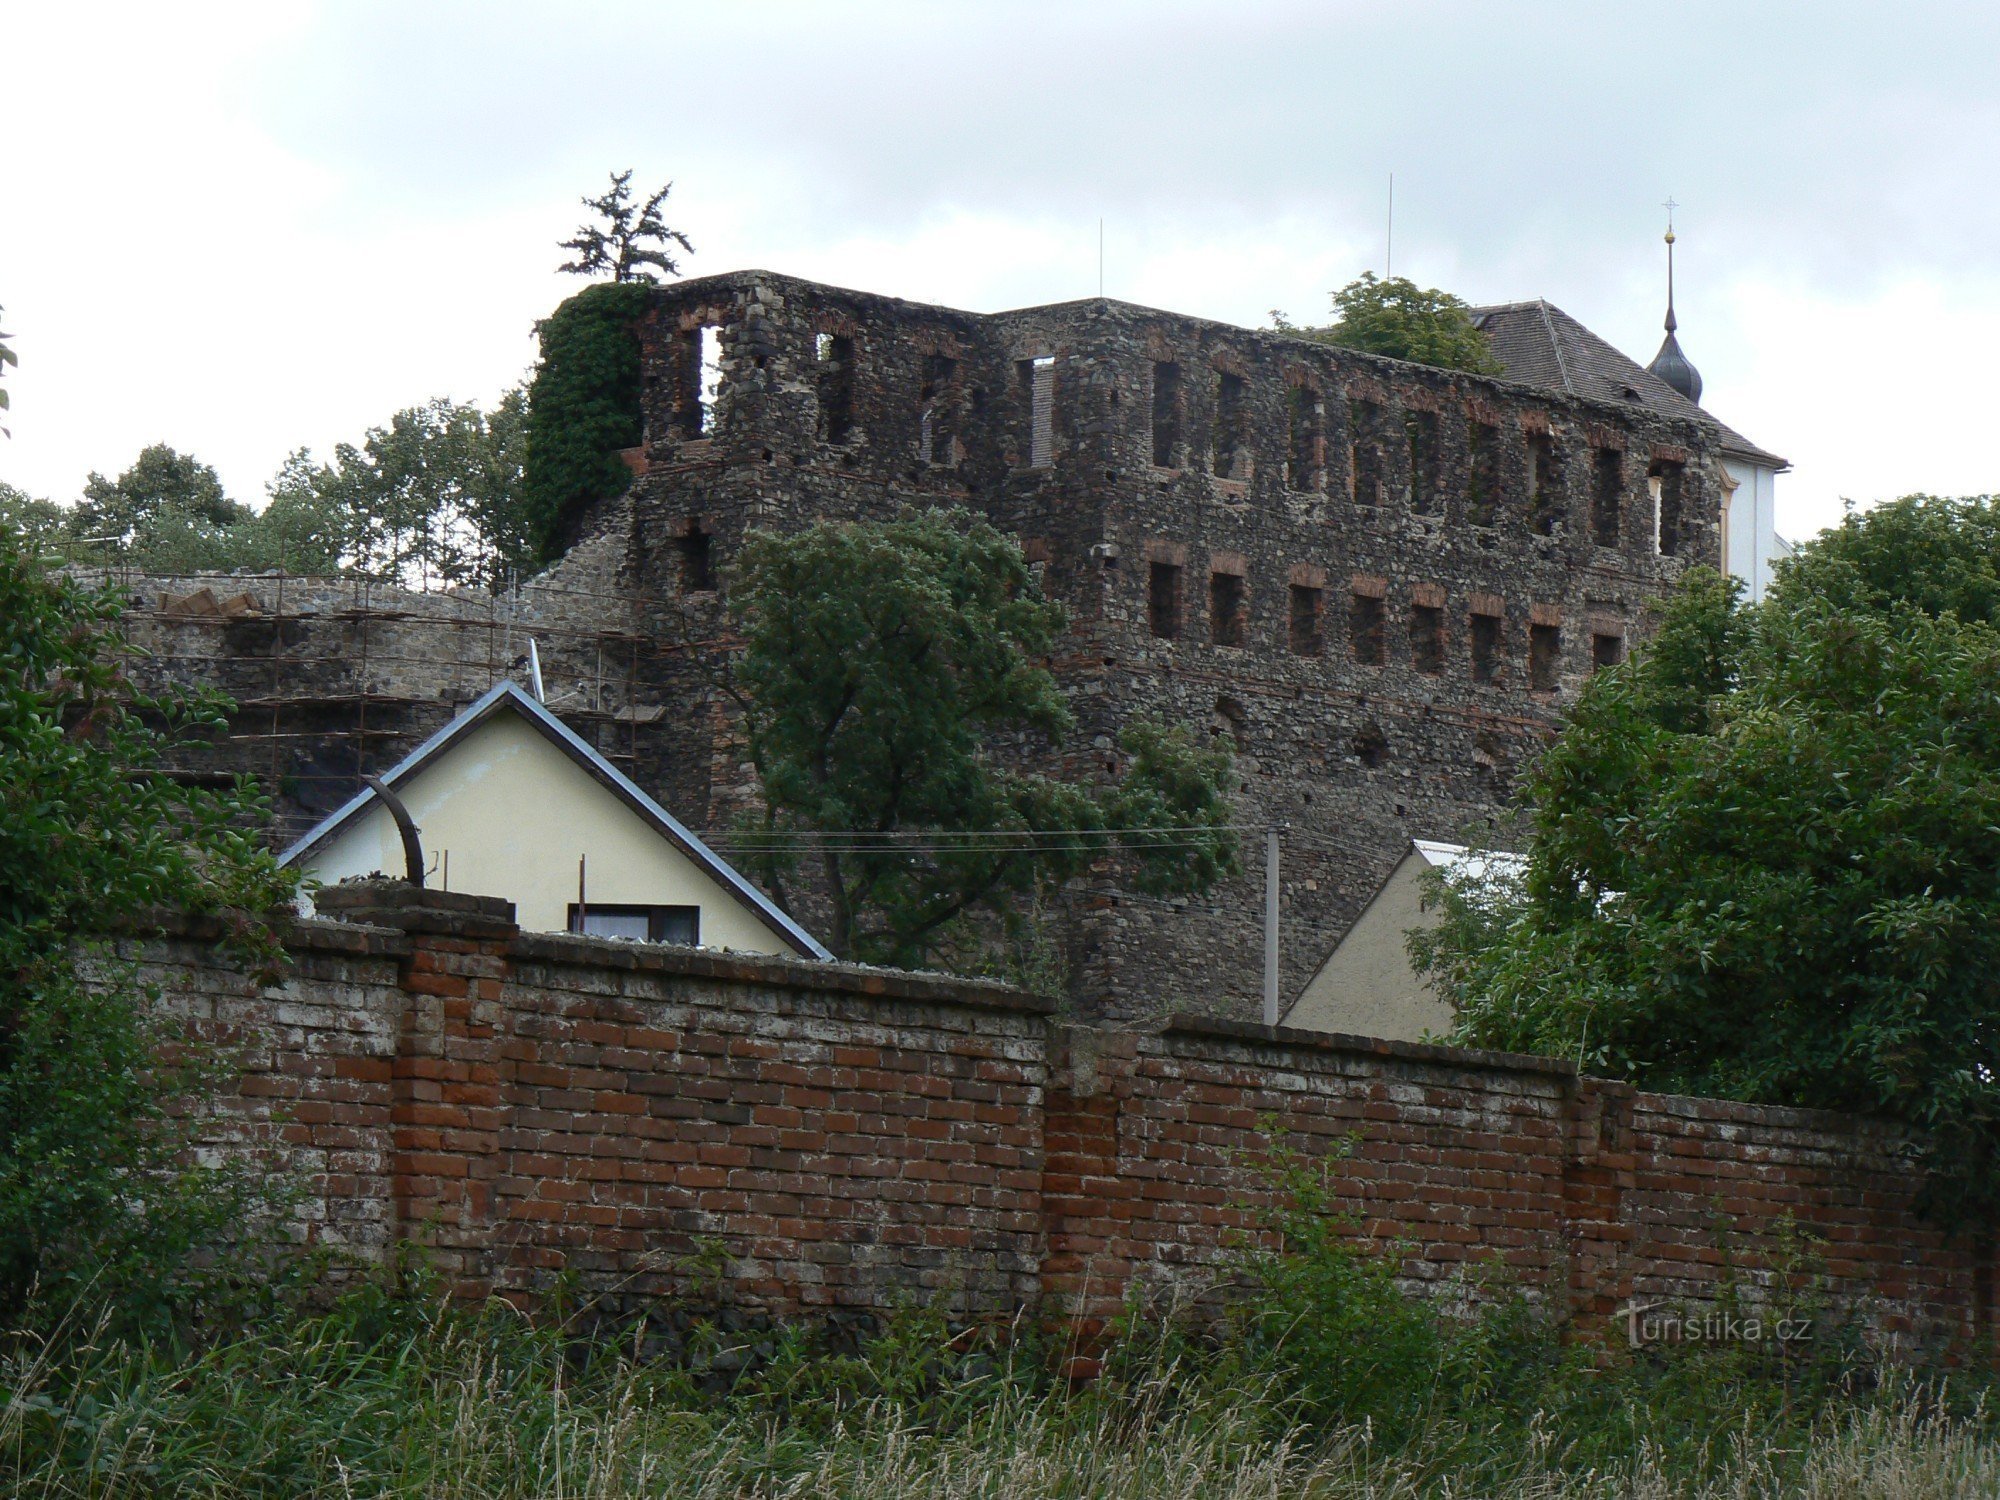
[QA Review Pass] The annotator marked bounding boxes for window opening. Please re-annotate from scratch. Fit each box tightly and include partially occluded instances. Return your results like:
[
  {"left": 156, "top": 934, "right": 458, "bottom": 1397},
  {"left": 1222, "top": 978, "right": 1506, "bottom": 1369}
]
[
  {"left": 919, "top": 353, "right": 957, "bottom": 466},
  {"left": 1350, "top": 592, "right": 1385, "bottom": 665},
  {"left": 1348, "top": 400, "right": 1382, "bottom": 505},
  {"left": 1287, "top": 386, "right": 1320, "bottom": 490},
  {"left": 1528, "top": 431, "right": 1559, "bottom": 535},
  {"left": 675, "top": 529, "right": 714, "bottom": 593},
  {"left": 1018, "top": 356, "right": 1055, "bottom": 468},
  {"left": 1212, "top": 370, "right": 1247, "bottom": 478},
  {"left": 816, "top": 333, "right": 854, "bottom": 444},
  {"left": 1467, "top": 421, "right": 1500, "bottom": 526},
  {"left": 1151, "top": 361, "right": 1181, "bottom": 467},
  {"left": 1410, "top": 604, "right": 1444, "bottom": 674},
  {"left": 1592, "top": 632, "right": 1625, "bottom": 670},
  {"left": 1288, "top": 584, "right": 1323, "bottom": 656},
  {"left": 1147, "top": 562, "right": 1181, "bottom": 640},
  {"left": 695, "top": 326, "right": 722, "bottom": 435},
  {"left": 1405, "top": 410, "right": 1438, "bottom": 514},
  {"left": 1530, "top": 623, "right": 1562, "bottom": 690},
  {"left": 1210, "top": 571, "right": 1246, "bottom": 647},
  {"left": 567, "top": 903, "right": 700, "bottom": 946},
  {"left": 1591, "top": 448, "right": 1622, "bottom": 547},
  {"left": 1650, "top": 459, "right": 1685, "bottom": 556},
  {"left": 1471, "top": 611, "right": 1502, "bottom": 684}
]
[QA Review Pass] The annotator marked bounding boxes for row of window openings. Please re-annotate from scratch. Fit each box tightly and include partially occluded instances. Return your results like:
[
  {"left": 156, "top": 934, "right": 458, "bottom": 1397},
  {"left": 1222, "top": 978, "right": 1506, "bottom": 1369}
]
[
  {"left": 1147, "top": 564, "right": 1620, "bottom": 686},
  {"left": 1154, "top": 363, "right": 1685, "bottom": 555},
  {"left": 808, "top": 332, "right": 1057, "bottom": 467}
]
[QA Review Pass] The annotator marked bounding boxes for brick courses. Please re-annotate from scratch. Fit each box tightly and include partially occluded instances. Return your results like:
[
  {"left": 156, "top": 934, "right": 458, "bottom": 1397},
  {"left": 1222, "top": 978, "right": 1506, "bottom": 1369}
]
[{"left": 134, "top": 883, "right": 1991, "bottom": 1356}]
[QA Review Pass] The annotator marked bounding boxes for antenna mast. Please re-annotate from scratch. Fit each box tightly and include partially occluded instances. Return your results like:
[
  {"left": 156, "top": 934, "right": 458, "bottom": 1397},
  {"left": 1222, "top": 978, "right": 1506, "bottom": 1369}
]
[{"left": 1385, "top": 173, "right": 1394, "bottom": 277}]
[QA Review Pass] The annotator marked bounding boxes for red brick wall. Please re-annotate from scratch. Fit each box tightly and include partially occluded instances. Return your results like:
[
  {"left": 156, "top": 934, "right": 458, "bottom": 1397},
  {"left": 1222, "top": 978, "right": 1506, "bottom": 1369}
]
[{"left": 138, "top": 884, "right": 1994, "bottom": 1352}]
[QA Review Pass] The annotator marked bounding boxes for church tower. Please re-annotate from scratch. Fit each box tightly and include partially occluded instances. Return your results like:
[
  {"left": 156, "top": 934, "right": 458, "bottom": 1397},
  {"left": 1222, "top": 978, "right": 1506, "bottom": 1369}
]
[{"left": 1646, "top": 205, "right": 1703, "bottom": 404}]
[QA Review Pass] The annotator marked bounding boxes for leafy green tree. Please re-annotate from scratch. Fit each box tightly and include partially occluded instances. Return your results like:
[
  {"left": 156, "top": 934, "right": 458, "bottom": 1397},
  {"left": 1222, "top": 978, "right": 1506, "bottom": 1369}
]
[
  {"left": 1278, "top": 273, "right": 1500, "bottom": 375},
  {"left": 1767, "top": 492, "right": 2000, "bottom": 626},
  {"left": 72, "top": 444, "right": 252, "bottom": 552},
  {"left": 0, "top": 518, "right": 293, "bottom": 1325},
  {"left": 522, "top": 282, "right": 651, "bottom": 563},
  {"left": 558, "top": 170, "right": 694, "bottom": 284},
  {"left": 0, "top": 483, "right": 70, "bottom": 558},
  {"left": 727, "top": 510, "right": 1239, "bottom": 968},
  {"left": 1418, "top": 541, "right": 2000, "bottom": 1223}
]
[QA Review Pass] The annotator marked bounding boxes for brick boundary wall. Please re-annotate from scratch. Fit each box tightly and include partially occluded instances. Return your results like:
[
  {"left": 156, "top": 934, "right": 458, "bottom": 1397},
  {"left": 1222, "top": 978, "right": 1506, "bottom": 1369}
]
[{"left": 133, "top": 882, "right": 1994, "bottom": 1357}]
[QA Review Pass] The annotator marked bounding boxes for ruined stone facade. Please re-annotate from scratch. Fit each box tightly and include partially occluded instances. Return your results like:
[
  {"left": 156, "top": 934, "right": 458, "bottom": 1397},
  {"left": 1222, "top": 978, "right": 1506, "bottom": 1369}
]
[{"left": 108, "top": 269, "right": 1727, "bottom": 1022}]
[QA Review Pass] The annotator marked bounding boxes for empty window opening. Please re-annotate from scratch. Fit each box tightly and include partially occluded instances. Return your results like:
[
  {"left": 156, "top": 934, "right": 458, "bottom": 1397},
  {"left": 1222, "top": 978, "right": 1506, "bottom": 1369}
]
[
  {"left": 1467, "top": 421, "right": 1501, "bottom": 526},
  {"left": 1288, "top": 584, "right": 1323, "bottom": 656},
  {"left": 919, "top": 354, "right": 957, "bottom": 466},
  {"left": 1530, "top": 623, "right": 1562, "bottom": 690},
  {"left": 1287, "top": 386, "right": 1321, "bottom": 490},
  {"left": 1650, "top": 459, "right": 1685, "bottom": 556},
  {"left": 568, "top": 903, "right": 700, "bottom": 946},
  {"left": 1350, "top": 593, "right": 1386, "bottom": 665},
  {"left": 1528, "top": 432, "right": 1560, "bottom": 535},
  {"left": 1591, "top": 448, "right": 1622, "bottom": 547},
  {"left": 1150, "top": 361, "right": 1182, "bottom": 467},
  {"left": 1411, "top": 604, "right": 1444, "bottom": 674},
  {"left": 815, "top": 333, "right": 855, "bottom": 444},
  {"left": 1470, "top": 611, "right": 1502, "bottom": 684},
  {"left": 672, "top": 327, "right": 722, "bottom": 440},
  {"left": 1592, "top": 632, "right": 1625, "bottom": 671},
  {"left": 1147, "top": 562, "right": 1181, "bottom": 640},
  {"left": 1352, "top": 719, "right": 1388, "bottom": 767},
  {"left": 1212, "top": 370, "right": 1248, "bottom": 479},
  {"left": 1348, "top": 400, "right": 1383, "bottom": 505},
  {"left": 1018, "top": 356, "right": 1055, "bottom": 468},
  {"left": 1213, "top": 695, "right": 1249, "bottom": 751},
  {"left": 1210, "top": 571, "right": 1246, "bottom": 647},
  {"left": 676, "top": 529, "right": 714, "bottom": 593},
  {"left": 1405, "top": 410, "right": 1439, "bottom": 514}
]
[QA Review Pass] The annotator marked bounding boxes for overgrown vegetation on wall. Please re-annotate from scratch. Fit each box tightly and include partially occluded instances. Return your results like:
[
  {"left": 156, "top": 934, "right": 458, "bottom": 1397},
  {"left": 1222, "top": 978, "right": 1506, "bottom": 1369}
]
[
  {"left": 520, "top": 281, "right": 652, "bottom": 564},
  {"left": 1420, "top": 495, "right": 2000, "bottom": 1224},
  {"left": 1275, "top": 272, "right": 1502, "bottom": 375}
]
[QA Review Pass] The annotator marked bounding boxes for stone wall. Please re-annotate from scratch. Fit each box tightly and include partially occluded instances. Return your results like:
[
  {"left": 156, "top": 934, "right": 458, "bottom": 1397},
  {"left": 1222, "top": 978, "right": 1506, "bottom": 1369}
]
[
  {"left": 143, "top": 883, "right": 1990, "bottom": 1357},
  {"left": 106, "top": 267, "right": 1734, "bottom": 1022}
]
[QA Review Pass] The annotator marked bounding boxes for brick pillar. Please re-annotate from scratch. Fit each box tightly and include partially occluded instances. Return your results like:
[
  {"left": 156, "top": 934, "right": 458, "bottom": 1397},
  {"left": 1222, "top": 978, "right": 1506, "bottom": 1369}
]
[
  {"left": 314, "top": 881, "right": 517, "bottom": 1298},
  {"left": 1041, "top": 1027, "right": 1140, "bottom": 1358},
  {"left": 1561, "top": 1075, "right": 1637, "bottom": 1345}
]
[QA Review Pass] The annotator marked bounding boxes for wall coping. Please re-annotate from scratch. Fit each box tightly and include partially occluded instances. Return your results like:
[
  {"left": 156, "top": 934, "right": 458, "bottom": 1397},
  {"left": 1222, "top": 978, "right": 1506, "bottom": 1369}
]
[{"left": 1158, "top": 1011, "right": 1582, "bottom": 1081}]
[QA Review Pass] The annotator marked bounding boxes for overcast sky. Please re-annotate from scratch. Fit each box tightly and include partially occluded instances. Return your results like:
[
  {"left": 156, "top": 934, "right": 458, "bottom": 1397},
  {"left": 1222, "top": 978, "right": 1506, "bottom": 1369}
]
[{"left": 4, "top": 1, "right": 1997, "bottom": 543}]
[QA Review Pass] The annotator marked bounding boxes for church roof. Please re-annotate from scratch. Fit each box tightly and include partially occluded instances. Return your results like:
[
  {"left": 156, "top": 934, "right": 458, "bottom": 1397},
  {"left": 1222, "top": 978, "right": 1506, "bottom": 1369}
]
[{"left": 1471, "top": 300, "right": 1786, "bottom": 470}]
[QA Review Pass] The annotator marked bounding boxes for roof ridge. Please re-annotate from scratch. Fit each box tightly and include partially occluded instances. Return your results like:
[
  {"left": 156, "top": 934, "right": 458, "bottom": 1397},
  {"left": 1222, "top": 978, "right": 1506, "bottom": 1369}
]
[{"left": 1535, "top": 300, "right": 1576, "bottom": 396}]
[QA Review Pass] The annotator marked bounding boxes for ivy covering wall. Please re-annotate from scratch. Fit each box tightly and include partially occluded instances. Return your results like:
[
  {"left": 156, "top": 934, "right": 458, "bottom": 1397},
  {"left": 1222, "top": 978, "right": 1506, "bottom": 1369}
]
[{"left": 521, "top": 281, "right": 654, "bottom": 564}]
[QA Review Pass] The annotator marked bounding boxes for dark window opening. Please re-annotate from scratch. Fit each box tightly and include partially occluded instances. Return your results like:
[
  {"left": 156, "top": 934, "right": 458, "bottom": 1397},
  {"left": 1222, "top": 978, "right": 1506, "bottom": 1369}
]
[
  {"left": 1528, "top": 431, "right": 1559, "bottom": 535},
  {"left": 1411, "top": 604, "right": 1444, "bottom": 674},
  {"left": 1591, "top": 448, "right": 1622, "bottom": 547},
  {"left": 1352, "top": 719, "right": 1388, "bottom": 767},
  {"left": 1650, "top": 459, "right": 1685, "bottom": 556},
  {"left": 1288, "top": 584, "right": 1323, "bottom": 656},
  {"left": 567, "top": 903, "right": 700, "bottom": 946},
  {"left": 1350, "top": 593, "right": 1386, "bottom": 664},
  {"left": 1348, "top": 399, "right": 1382, "bottom": 505},
  {"left": 1530, "top": 623, "right": 1561, "bottom": 690},
  {"left": 1405, "top": 410, "right": 1439, "bottom": 514},
  {"left": 1210, "top": 571, "right": 1246, "bottom": 647},
  {"left": 1471, "top": 611, "right": 1502, "bottom": 684},
  {"left": 1212, "top": 370, "right": 1248, "bottom": 478},
  {"left": 1213, "top": 695, "right": 1249, "bottom": 751},
  {"left": 1151, "top": 361, "right": 1181, "bottom": 467},
  {"left": 1018, "top": 356, "right": 1055, "bottom": 468},
  {"left": 1467, "top": 421, "right": 1500, "bottom": 526},
  {"left": 676, "top": 529, "right": 714, "bottom": 593},
  {"left": 1148, "top": 562, "right": 1181, "bottom": 640},
  {"left": 919, "top": 354, "right": 957, "bottom": 466},
  {"left": 1287, "top": 386, "right": 1320, "bottom": 490},
  {"left": 1592, "top": 633, "right": 1625, "bottom": 671},
  {"left": 815, "top": 333, "right": 854, "bottom": 444}
]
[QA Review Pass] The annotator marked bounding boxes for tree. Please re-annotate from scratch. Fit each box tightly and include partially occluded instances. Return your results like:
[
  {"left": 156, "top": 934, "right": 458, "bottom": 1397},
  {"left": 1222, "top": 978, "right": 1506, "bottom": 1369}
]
[
  {"left": 72, "top": 444, "right": 251, "bottom": 551},
  {"left": 558, "top": 170, "right": 694, "bottom": 284},
  {"left": 1417, "top": 531, "right": 2000, "bottom": 1224},
  {"left": 0, "top": 517, "right": 293, "bottom": 1324},
  {"left": 727, "top": 510, "right": 1239, "bottom": 969},
  {"left": 0, "top": 483, "right": 70, "bottom": 558},
  {"left": 1278, "top": 273, "right": 1501, "bottom": 375}
]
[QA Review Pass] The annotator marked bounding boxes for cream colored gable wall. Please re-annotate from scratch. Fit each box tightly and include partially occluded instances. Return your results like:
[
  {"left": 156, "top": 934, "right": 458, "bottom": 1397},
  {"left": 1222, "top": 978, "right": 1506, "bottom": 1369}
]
[
  {"left": 1283, "top": 854, "right": 1455, "bottom": 1043},
  {"left": 301, "top": 711, "right": 793, "bottom": 954}
]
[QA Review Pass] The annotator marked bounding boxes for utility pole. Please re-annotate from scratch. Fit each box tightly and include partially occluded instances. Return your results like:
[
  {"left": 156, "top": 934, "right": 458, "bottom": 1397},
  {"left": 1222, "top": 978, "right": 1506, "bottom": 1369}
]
[{"left": 1263, "top": 825, "right": 1284, "bottom": 1026}]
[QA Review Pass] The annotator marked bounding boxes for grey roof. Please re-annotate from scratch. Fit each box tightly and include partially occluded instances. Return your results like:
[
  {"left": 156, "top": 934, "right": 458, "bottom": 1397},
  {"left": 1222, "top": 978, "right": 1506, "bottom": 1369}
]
[
  {"left": 1471, "top": 300, "right": 1786, "bottom": 470},
  {"left": 279, "top": 680, "right": 832, "bottom": 961}
]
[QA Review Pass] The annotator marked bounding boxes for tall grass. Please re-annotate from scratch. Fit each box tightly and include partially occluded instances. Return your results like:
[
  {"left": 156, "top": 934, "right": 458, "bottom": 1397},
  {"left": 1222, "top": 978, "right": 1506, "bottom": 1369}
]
[{"left": 4, "top": 1288, "right": 1999, "bottom": 1498}]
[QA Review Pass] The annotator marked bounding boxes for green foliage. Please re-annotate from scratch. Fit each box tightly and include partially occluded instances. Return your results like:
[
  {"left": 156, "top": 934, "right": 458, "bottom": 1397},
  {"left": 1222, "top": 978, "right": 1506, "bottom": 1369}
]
[
  {"left": 1278, "top": 272, "right": 1502, "bottom": 375},
  {"left": 72, "top": 444, "right": 253, "bottom": 553},
  {"left": 557, "top": 169, "right": 694, "bottom": 284},
  {"left": 728, "top": 509, "right": 1238, "bottom": 967},
  {"left": 1771, "top": 491, "right": 2000, "bottom": 626},
  {"left": 521, "top": 281, "right": 651, "bottom": 563},
  {"left": 1422, "top": 527, "right": 2000, "bottom": 1222},
  {"left": 0, "top": 520, "right": 293, "bottom": 1326},
  {"left": 0, "top": 484, "right": 68, "bottom": 557}
]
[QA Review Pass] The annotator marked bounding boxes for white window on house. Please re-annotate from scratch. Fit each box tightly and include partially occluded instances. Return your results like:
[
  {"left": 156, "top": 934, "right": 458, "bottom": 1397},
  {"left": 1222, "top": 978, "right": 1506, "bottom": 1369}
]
[{"left": 568, "top": 903, "right": 700, "bottom": 945}]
